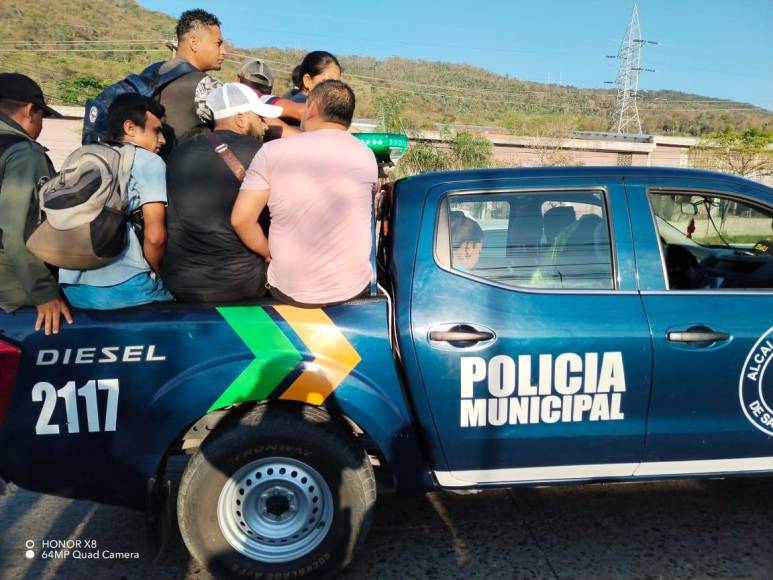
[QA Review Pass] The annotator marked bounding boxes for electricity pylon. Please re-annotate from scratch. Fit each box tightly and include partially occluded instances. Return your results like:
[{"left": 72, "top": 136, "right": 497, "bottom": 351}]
[{"left": 606, "top": 1, "right": 657, "bottom": 134}]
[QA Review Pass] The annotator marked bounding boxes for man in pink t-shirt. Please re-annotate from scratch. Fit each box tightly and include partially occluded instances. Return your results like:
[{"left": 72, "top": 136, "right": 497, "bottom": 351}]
[{"left": 232, "top": 80, "right": 377, "bottom": 306}]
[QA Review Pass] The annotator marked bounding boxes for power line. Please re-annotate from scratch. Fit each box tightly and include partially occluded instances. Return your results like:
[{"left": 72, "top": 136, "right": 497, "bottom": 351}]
[
  {"left": 3, "top": 47, "right": 766, "bottom": 115},
  {"left": 0, "top": 48, "right": 167, "bottom": 53},
  {"left": 2, "top": 46, "right": 764, "bottom": 111},
  {"left": 0, "top": 39, "right": 167, "bottom": 45}
]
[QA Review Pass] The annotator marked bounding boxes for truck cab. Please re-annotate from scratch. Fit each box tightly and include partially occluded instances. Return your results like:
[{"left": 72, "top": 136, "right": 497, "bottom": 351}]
[{"left": 387, "top": 167, "right": 773, "bottom": 488}]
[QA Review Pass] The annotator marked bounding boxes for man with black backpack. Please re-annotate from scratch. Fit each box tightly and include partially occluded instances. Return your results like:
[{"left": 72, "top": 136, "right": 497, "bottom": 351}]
[
  {"left": 58, "top": 94, "right": 173, "bottom": 310},
  {"left": 82, "top": 9, "right": 225, "bottom": 156},
  {"left": 0, "top": 73, "right": 73, "bottom": 335},
  {"left": 156, "top": 9, "right": 226, "bottom": 153}
]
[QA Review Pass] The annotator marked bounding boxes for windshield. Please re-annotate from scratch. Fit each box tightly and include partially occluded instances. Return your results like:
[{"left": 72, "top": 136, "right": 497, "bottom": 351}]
[{"left": 650, "top": 193, "right": 773, "bottom": 249}]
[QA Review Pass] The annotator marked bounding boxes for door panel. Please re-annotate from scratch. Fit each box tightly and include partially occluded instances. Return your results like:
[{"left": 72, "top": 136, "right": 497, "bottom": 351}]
[
  {"left": 627, "top": 181, "right": 773, "bottom": 462},
  {"left": 410, "top": 180, "right": 652, "bottom": 482}
]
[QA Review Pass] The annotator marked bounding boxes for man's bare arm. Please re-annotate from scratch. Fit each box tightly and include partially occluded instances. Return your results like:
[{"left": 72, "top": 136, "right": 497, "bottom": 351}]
[
  {"left": 141, "top": 202, "right": 167, "bottom": 274},
  {"left": 264, "top": 118, "right": 301, "bottom": 140},
  {"left": 270, "top": 98, "right": 304, "bottom": 122},
  {"left": 232, "top": 188, "right": 270, "bottom": 259}
]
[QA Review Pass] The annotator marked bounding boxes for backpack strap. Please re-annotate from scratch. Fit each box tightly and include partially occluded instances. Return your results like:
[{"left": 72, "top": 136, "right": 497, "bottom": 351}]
[
  {"left": 103, "top": 142, "right": 137, "bottom": 209},
  {"left": 205, "top": 133, "right": 247, "bottom": 182},
  {"left": 141, "top": 60, "right": 199, "bottom": 93}
]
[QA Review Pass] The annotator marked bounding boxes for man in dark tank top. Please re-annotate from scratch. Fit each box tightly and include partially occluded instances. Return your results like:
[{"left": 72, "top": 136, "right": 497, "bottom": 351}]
[{"left": 157, "top": 9, "right": 226, "bottom": 154}]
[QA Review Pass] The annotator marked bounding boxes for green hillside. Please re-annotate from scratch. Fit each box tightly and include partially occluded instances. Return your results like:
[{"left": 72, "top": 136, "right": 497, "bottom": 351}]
[{"left": 1, "top": 0, "right": 770, "bottom": 136}]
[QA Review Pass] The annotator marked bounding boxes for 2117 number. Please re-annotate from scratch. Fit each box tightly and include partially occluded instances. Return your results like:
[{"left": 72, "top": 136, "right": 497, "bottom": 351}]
[{"left": 31, "top": 379, "right": 119, "bottom": 435}]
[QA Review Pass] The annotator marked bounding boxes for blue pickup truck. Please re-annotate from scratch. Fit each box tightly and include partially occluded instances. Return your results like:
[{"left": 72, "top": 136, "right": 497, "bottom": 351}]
[{"left": 1, "top": 166, "right": 772, "bottom": 579}]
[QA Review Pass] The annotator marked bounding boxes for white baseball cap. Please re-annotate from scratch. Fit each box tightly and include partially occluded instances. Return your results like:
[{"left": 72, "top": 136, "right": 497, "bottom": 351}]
[{"left": 207, "top": 83, "right": 283, "bottom": 120}]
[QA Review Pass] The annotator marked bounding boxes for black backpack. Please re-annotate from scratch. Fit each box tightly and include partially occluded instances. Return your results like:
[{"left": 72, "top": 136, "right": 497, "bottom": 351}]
[{"left": 82, "top": 60, "right": 197, "bottom": 145}]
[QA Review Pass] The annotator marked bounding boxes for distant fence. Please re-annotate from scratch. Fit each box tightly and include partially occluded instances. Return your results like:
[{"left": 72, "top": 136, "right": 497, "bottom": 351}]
[{"left": 41, "top": 107, "right": 771, "bottom": 186}]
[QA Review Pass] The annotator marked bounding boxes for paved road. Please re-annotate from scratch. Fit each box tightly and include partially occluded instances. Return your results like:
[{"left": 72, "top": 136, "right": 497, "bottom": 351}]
[{"left": 1, "top": 475, "right": 771, "bottom": 579}]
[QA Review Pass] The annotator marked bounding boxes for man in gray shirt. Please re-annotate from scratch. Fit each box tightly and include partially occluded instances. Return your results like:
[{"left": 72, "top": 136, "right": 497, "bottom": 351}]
[{"left": 157, "top": 9, "right": 225, "bottom": 152}]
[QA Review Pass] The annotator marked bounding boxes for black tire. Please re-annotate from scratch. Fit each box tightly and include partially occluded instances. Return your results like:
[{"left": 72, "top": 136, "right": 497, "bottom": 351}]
[{"left": 177, "top": 404, "right": 376, "bottom": 580}]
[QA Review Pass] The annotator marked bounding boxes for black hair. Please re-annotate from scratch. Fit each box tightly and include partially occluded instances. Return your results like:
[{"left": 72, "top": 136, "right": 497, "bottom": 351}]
[
  {"left": 239, "top": 77, "right": 272, "bottom": 95},
  {"left": 290, "top": 64, "right": 302, "bottom": 89},
  {"left": 308, "top": 80, "right": 355, "bottom": 128},
  {"left": 176, "top": 9, "right": 221, "bottom": 41},
  {"left": 107, "top": 93, "right": 166, "bottom": 140},
  {"left": 299, "top": 51, "right": 340, "bottom": 90},
  {"left": 450, "top": 211, "right": 484, "bottom": 249}
]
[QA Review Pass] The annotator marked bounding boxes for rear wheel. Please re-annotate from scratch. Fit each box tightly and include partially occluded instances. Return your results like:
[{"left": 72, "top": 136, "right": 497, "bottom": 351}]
[{"left": 177, "top": 405, "right": 376, "bottom": 579}]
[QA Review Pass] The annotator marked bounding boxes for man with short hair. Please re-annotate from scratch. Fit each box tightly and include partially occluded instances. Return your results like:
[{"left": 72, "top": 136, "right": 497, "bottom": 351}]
[
  {"left": 0, "top": 73, "right": 73, "bottom": 335},
  {"left": 163, "top": 83, "right": 282, "bottom": 302},
  {"left": 59, "top": 94, "right": 173, "bottom": 309},
  {"left": 232, "top": 80, "right": 377, "bottom": 307},
  {"left": 157, "top": 8, "right": 226, "bottom": 151}
]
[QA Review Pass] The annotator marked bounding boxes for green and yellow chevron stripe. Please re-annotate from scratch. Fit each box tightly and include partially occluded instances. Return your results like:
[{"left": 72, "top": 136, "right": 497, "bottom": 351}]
[{"left": 208, "top": 305, "right": 361, "bottom": 412}]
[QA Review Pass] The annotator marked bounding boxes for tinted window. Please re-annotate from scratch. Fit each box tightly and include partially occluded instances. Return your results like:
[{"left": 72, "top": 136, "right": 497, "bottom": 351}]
[
  {"left": 650, "top": 191, "right": 773, "bottom": 290},
  {"left": 443, "top": 191, "right": 614, "bottom": 290}
]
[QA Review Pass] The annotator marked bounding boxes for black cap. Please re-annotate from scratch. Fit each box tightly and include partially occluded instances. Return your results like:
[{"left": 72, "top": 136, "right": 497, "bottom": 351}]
[{"left": 0, "top": 73, "right": 62, "bottom": 118}]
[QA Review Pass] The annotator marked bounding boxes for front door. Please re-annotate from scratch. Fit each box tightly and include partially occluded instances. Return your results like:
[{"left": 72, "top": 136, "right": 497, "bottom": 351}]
[
  {"left": 628, "top": 178, "right": 773, "bottom": 471},
  {"left": 410, "top": 179, "right": 653, "bottom": 485}
]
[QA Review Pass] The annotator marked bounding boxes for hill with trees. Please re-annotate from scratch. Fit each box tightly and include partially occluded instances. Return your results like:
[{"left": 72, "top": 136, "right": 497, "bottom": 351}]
[{"left": 1, "top": 0, "right": 771, "bottom": 137}]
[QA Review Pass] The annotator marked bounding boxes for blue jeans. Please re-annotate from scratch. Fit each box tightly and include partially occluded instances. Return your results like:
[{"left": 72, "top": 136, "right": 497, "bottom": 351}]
[{"left": 62, "top": 273, "right": 174, "bottom": 310}]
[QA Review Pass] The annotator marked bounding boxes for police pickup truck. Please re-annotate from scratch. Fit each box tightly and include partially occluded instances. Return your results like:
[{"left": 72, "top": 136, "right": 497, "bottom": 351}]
[{"left": 1, "top": 165, "right": 772, "bottom": 579}]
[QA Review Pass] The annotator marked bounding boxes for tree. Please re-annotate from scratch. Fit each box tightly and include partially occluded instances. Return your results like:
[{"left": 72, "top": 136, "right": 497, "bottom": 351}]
[
  {"left": 59, "top": 75, "right": 107, "bottom": 105},
  {"left": 395, "top": 131, "right": 494, "bottom": 177},
  {"left": 448, "top": 131, "right": 494, "bottom": 170},
  {"left": 528, "top": 119, "right": 582, "bottom": 167},
  {"left": 690, "top": 128, "right": 773, "bottom": 179},
  {"left": 374, "top": 92, "right": 407, "bottom": 133}
]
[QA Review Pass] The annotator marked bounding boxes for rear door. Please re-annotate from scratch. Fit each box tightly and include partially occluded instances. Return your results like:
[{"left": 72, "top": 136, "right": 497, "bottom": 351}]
[
  {"left": 409, "top": 176, "right": 653, "bottom": 486},
  {"left": 627, "top": 176, "right": 773, "bottom": 473}
]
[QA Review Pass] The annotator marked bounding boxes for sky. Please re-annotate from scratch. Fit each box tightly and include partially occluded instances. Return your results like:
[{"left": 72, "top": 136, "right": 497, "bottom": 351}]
[{"left": 138, "top": 0, "right": 773, "bottom": 111}]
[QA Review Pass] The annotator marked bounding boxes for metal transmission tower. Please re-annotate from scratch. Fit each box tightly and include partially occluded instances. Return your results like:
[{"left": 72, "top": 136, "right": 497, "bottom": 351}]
[{"left": 606, "top": 1, "right": 657, "bottom": 134}]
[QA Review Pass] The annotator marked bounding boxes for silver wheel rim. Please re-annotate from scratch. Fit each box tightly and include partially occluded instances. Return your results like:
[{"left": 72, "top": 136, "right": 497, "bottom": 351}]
[{"left": 217, "top": 457, "right": 334, "bottom": 563}]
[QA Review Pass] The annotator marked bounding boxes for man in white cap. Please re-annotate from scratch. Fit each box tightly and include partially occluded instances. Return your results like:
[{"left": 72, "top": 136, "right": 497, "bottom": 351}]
[{"left": 162, "top": 83, "right": 282, "bottom": 303}]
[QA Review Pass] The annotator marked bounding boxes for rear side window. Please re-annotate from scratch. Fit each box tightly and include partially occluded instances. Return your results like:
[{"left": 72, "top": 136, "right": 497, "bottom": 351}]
[
  {"left": 650, "top": 191, "right": 773, "bottom": 290},
  {"left": 437, "top": 191, "right": 614, "bottom": 290}
]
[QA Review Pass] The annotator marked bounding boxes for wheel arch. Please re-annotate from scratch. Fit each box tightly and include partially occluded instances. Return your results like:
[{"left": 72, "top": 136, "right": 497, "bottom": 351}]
[{"left": 162, "top": 394, "right": 431, "bottom": 494}]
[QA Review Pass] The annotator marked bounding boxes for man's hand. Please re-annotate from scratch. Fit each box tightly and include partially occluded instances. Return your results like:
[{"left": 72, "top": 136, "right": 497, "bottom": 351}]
[{"left": 35, "top": 297, "right": 73, "bottom": 336}]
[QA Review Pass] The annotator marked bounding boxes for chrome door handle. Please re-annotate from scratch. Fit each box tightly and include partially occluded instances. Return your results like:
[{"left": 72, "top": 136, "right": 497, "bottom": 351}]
[
  {"left": 428, "top": 323, "right": 496, "bottom": 349},
  {"left": 667, "top": 330, "right": 730, "bottom": 343},
  {"left": 429, "top": 330, "right": 494, "bottom": 342}
]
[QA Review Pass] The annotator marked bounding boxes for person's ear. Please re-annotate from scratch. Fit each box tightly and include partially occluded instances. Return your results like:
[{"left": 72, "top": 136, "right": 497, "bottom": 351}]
[
  {"left": 306, "top": 99, "right": 319, "bottom": 119},
  {"left": 302, "top": 73, "right": 313, "bottom": 91},
  {"left": 234, "top": 113, "right": 246, "bottom": 130},
  {"left": 189, "top": 34, "right": 199, "bottom": 53},
  {"left": 122, "top": 119, "right": 136, "bottom": 138},
  {"left": 20, "top": 103, "right": 35, "bottom": 121}
]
